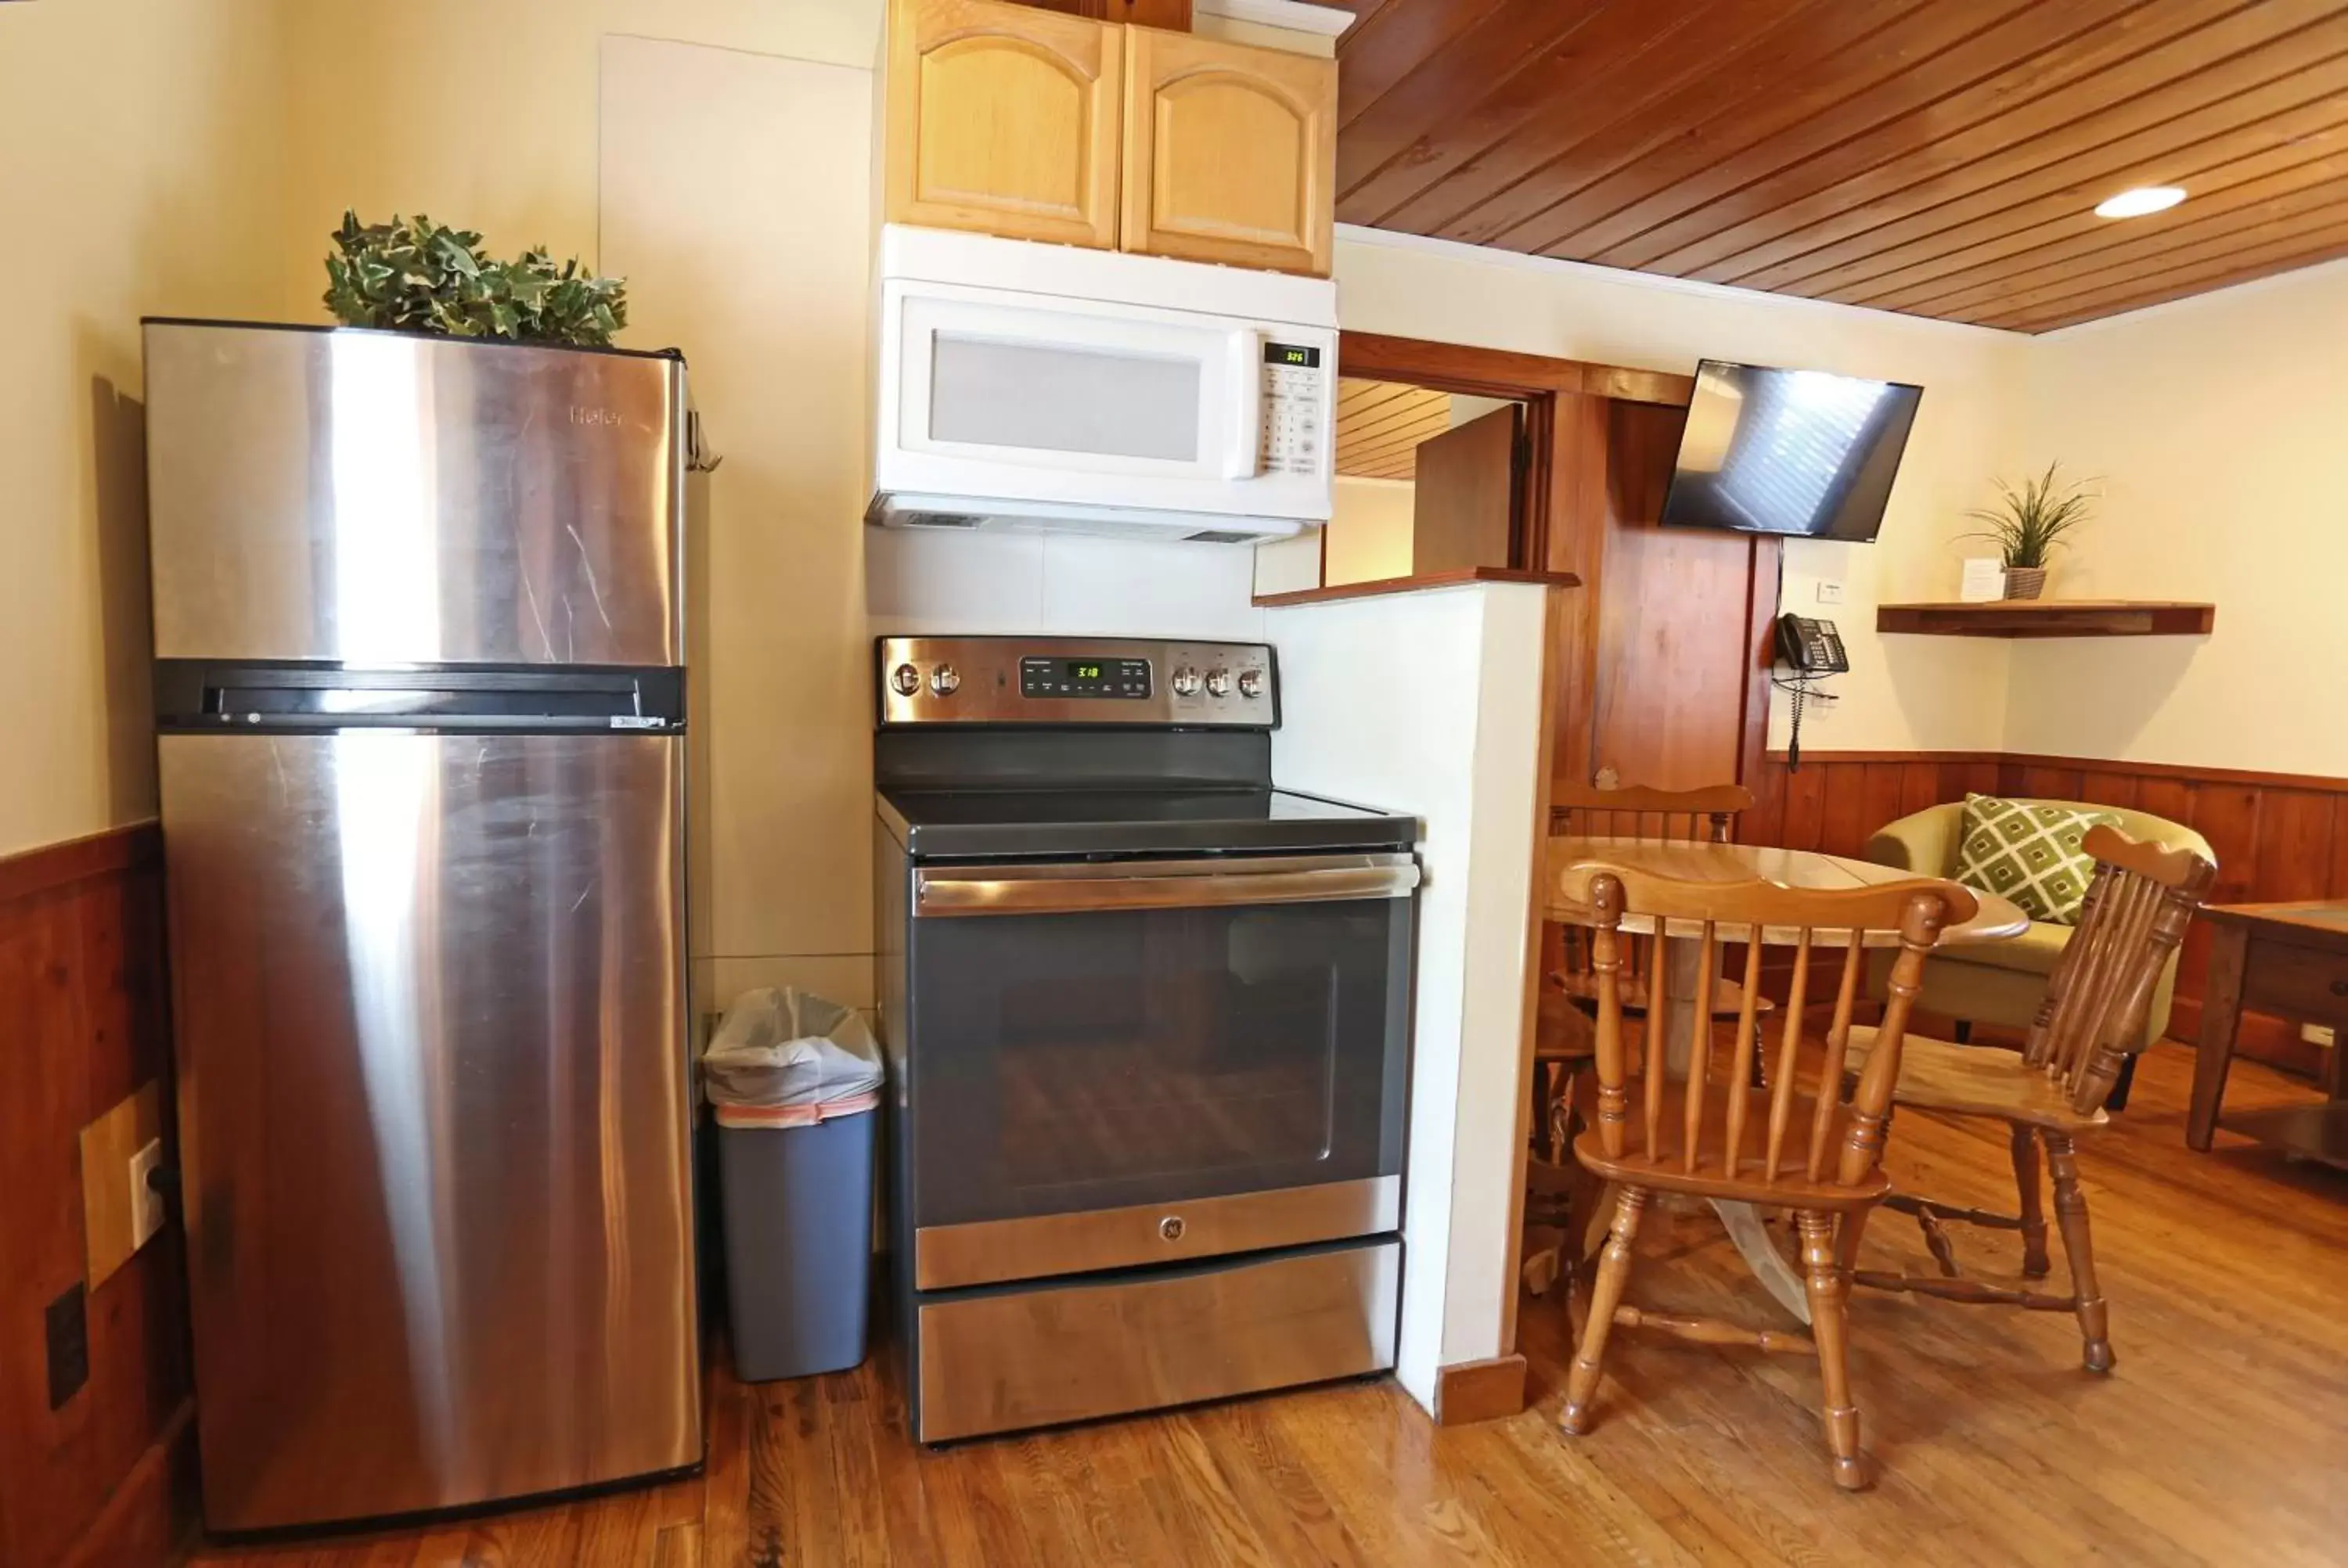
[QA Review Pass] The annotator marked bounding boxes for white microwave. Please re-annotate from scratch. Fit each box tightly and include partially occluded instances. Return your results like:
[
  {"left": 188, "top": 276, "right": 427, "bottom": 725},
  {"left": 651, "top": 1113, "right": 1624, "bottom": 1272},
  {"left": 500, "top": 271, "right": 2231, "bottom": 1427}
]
[{"left": 868, "top": 225, "right": 1337, "bottom": 545}]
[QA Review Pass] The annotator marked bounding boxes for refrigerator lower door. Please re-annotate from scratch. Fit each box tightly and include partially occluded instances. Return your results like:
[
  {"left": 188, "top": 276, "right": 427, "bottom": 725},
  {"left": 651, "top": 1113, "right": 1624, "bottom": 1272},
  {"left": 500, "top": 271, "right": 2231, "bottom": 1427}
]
[{"left": 160, "top": 731, "right": 697, "bottom": 1531}]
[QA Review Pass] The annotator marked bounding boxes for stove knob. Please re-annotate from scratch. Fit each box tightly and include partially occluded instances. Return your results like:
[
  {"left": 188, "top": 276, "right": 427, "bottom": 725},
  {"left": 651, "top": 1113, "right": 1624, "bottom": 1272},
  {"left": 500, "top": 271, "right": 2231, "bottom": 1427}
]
[
  {"left": 1237, "top": 670, "right": 1265, "bottom": 700},
  {"left": 1170, "top": 667, "right": 1202, "bottom": 697},
  {"left": 929, "top": 664, "right": 961, "bottom": 697},
  {"left": 1204, "top": 668, "right": 1232, "bottom": 698},
  {"left": 889, "top": 663, "right": 922, "bottom": 696}
]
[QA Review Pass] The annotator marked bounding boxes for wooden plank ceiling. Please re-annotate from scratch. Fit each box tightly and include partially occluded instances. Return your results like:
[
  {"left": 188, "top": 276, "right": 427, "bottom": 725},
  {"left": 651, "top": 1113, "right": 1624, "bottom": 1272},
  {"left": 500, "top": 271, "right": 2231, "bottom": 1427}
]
[
  {"left": 1335, "top": 379, "right": 1451, "bottom": 478},
  {"left": 1323, "top": 0, "right": 2348, "bottom": 332}
]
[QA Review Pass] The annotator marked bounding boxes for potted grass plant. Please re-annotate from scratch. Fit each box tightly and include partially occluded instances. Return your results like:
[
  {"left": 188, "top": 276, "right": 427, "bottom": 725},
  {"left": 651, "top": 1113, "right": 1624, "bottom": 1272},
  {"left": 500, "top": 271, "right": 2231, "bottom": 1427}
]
[{"left": 1961, "top": 462, "right": 2097, "bottom": 600}]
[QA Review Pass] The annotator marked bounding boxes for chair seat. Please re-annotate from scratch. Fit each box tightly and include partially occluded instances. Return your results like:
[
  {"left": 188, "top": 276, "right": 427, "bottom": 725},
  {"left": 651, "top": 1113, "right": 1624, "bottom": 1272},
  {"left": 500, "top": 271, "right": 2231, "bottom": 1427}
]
[
  {"left": 1846, "top": 1026, "right": 2109, "bottom": 1131},
  {"left": 1552, "top": 969, "right": 1776, "bottom": 1018},
  {"left": 1569, "top": 1081, "right": 1888, "bottom": 1211}
]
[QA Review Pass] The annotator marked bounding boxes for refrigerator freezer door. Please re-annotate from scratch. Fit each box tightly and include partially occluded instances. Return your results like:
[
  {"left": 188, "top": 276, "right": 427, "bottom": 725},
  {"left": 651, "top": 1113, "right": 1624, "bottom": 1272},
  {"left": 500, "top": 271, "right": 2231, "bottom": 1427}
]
[
  {"left": 143, "top": 322, "right": 683, "bottom": 666},
  {"left": 160, "top": 732, "right": 697, "bottom": 1531}
]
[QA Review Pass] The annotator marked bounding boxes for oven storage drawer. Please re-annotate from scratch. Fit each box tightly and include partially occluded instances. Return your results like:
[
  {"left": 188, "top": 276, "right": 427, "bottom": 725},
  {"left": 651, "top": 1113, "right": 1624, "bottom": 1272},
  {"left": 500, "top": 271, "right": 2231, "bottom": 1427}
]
[
  {"left": 914, "top": 1239, "right": 1399, "bottom": 1443},
  {"left": 915, "top": 1174, "right": 1398, "bottom": 1289}
]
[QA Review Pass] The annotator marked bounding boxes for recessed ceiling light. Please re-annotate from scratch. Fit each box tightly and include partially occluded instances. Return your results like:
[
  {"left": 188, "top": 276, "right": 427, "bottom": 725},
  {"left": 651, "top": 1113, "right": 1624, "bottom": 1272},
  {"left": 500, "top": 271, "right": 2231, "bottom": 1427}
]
[{"left": 2094, "top": 186, "right": 2186, "bottom": 219}]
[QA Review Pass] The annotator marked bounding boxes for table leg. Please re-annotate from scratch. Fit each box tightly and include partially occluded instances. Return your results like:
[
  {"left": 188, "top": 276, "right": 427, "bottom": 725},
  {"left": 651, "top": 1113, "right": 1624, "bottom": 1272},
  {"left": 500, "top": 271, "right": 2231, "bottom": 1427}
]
[
  {"left": 2188, "top": 925, "right": 2248, "bottom": 1151},
  {"left": 1657, "top": 933, "right": 1811, "bottom": 1325}
]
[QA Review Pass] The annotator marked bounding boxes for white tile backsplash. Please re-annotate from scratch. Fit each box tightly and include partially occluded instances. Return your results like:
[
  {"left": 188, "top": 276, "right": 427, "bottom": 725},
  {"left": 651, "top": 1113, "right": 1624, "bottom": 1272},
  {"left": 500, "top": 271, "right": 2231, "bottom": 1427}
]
[{"left": 866, "top": 527, "right": 1268, "bottom": 641}]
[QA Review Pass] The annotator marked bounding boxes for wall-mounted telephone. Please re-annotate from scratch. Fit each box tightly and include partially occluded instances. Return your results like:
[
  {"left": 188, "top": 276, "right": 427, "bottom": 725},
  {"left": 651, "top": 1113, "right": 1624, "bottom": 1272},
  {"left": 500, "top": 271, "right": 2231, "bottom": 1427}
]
[
  {"left": 1776, "top": 613, "right": 1850, "bottom": 674},
  {"left": 1773, "top": 614, "right": 1846, "bottom": 772}
]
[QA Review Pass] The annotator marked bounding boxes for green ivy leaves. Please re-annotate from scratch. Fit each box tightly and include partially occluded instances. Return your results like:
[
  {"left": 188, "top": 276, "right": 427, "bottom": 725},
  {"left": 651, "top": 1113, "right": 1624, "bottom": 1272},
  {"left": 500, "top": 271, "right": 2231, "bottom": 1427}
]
[{"left": 322, "top": 210, "right": 628, "bottom": 348}]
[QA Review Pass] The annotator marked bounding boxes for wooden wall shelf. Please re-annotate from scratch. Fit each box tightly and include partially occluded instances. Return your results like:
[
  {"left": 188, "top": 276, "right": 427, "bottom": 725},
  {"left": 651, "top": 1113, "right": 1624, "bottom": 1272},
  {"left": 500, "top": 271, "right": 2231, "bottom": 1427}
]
[{"left": 1875, "top": 600, "right": 2216, "bottom": 638}]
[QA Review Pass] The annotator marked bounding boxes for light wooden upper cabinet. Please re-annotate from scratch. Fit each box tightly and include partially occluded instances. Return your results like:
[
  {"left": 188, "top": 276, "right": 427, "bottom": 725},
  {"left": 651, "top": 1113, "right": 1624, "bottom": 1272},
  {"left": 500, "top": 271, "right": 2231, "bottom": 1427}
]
[
  {"left": 884, "top": 0, "right": 1123, "bottom": 249},
  {"left": 1120, "top": 27, "right": 1335, "bottom": 277}
]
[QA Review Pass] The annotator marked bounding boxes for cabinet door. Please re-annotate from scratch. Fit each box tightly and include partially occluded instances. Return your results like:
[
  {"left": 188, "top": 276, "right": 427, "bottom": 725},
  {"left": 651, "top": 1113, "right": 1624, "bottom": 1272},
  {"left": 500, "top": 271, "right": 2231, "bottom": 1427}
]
[
  {"left": 884, "top": 0, "right": 1122, "bottom": 248},
  {"left": 1121, "top": 28, "right": 1335, "bottom": 276}
]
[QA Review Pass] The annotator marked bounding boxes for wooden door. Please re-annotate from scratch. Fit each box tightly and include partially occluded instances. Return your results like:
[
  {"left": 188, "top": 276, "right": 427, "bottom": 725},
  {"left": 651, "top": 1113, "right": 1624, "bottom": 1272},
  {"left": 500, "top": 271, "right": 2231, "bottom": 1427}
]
[
  {"left": 1410, "top": 404, "right": 1522, "bottom": 574},
  {"left": 1120, "top": 27, "right": 1335, "bottom": 275},
  {"left": 1585, "top": 402, "right": 1763, "bottom": 792},
  {"left": 884, "top": 0, "right": 1123, "bottom": 249}
]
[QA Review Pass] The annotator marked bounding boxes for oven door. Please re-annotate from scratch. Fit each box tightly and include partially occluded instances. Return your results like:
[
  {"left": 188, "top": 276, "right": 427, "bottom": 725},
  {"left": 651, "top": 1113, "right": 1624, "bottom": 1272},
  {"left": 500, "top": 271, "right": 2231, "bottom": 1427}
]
[
  {"left": 874, "top": 279, "right": 1334, "bottom": 523},
  {"left": 904, "top": 852, "right": 1414, "bottom": 1290}
]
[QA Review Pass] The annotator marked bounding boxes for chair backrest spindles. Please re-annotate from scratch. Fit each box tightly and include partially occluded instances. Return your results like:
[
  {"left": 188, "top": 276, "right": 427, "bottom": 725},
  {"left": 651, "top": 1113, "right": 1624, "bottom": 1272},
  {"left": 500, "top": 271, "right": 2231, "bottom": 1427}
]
[
  {"left": 1563, "top": 858, "right": 1975, "bottom": 1196},
  {"left": 1684, "top": 922, "right": 1719, "bottom": 1172},
  {"left": 1722, "top": 926, "right": 1764, "bottom": 1178},
  {"left": 2020, "top": 826, "right": 2217, "bottom": 1114}
]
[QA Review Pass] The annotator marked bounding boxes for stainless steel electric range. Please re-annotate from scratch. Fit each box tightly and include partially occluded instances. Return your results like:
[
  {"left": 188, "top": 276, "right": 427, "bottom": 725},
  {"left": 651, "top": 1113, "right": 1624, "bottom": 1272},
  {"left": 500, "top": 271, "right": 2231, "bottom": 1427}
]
[{"left": 872, "top": 635, "right": 1418, "bottom": 1444}]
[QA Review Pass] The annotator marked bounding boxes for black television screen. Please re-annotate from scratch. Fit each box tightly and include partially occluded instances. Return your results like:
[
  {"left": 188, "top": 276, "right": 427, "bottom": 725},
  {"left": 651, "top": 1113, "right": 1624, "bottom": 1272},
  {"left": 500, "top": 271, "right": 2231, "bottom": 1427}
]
[{"left": 1658, "top": 361, "right": 1922, "bottom": 542}]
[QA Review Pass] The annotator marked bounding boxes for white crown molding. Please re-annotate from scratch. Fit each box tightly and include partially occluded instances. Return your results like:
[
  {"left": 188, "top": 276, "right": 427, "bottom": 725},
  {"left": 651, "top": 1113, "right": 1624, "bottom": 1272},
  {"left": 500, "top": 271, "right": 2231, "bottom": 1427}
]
[
  {"left": 1194, "top": 0, "right": 1356, "bottom": 37},
  {"left": 1333, "top": 224, "right": 2029, "bottom": 342}
]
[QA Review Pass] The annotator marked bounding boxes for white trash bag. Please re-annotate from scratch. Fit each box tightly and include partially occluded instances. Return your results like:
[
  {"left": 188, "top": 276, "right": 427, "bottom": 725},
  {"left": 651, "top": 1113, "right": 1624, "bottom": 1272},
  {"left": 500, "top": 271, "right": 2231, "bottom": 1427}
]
[{"left": 703, "top": 987, "right": 884, "bottom": 1127}]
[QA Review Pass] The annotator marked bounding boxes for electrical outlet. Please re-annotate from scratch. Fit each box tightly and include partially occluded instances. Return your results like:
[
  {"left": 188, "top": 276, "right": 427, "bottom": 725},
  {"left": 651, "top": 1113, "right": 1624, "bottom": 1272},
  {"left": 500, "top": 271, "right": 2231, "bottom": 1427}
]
[
  {"left": 1815, "top": 581, "right": 1845, "bottom": 604},
  {"left": 2302, "top": 1023, "right": 2336, "bottom": 1048},
  {"left": 128, "top": 1138, "right": 164, "bottom": 1250},
  {"left": 46, "top": 1283, "right": 88, "bottom": 1410}
]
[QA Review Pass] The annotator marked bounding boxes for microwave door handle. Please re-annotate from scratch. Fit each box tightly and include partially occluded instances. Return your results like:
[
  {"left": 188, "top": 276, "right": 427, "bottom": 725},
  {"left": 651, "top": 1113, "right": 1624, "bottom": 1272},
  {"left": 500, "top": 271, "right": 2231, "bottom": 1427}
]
[{"left": 1223, "top": 328, "right": 1262, "bottom": 479}]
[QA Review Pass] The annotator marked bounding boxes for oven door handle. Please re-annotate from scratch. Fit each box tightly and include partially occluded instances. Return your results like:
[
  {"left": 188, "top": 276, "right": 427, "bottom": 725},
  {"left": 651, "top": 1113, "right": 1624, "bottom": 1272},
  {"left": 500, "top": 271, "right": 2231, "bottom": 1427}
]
[{"left": 913, "top": 853, "right": 1420, "bottom": 917}]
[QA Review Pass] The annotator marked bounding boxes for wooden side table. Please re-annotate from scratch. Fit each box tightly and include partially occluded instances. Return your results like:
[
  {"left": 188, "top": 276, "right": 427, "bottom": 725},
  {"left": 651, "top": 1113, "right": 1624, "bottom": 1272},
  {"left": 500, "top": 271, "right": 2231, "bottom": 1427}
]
[{"left": 2188, "top": 901, "right": 2348, "bottom": 1167}]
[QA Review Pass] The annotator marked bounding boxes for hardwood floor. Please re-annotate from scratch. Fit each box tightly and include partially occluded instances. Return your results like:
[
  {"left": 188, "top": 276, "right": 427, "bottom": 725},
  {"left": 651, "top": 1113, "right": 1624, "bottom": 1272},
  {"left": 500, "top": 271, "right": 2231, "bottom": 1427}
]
[{"left": 188, "top": 1045, "right": 2348, "bottom": 1567}]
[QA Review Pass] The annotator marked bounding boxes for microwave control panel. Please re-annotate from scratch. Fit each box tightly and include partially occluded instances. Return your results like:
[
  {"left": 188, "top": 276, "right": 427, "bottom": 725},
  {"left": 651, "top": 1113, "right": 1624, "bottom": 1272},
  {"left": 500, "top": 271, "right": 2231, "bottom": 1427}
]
[{"left": 1260, "top": 342, "right": 1327, "bottom": 477}]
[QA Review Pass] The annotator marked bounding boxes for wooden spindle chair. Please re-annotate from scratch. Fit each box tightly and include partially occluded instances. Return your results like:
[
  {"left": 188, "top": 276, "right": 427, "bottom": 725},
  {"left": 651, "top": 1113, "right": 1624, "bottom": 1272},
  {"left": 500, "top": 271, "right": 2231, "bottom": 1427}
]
[
  {"left": 1553, "top": 857, "right": 1976, "bottom": 1491},
  {"left": 1839, "top": 825, "right": 2217, "bottom": 1373}
]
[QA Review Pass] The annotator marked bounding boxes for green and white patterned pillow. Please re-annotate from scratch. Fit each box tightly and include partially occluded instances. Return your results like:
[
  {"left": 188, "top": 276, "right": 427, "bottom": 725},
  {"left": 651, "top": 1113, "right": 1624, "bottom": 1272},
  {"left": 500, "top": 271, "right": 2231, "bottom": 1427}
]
[{"left": 1953, "top": 793, "right": 2119, "bottom": 926}]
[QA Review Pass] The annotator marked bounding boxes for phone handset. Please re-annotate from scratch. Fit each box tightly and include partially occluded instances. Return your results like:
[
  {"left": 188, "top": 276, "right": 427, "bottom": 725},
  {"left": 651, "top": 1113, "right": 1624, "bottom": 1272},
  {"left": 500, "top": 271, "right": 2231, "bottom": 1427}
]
[{"left": 1772, "top": 613, "right": 1847, "bottom": 771}]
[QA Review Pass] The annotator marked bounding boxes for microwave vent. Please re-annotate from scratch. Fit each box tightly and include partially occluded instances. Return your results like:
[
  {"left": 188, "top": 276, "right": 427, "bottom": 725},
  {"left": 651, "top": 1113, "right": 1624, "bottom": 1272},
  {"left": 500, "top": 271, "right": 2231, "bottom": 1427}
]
[{"left": 1183, "top": 529, "right": 1260, "bottom": 545}]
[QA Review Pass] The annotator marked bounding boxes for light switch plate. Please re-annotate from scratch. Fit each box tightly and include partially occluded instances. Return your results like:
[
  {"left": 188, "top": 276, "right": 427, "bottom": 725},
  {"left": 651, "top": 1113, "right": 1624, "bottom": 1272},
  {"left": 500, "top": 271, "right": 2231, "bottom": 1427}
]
[
  {"left": 128, "top": 1138, "right": 164, "bottom": 1250},
  {"left": 1815, "top": 581, "right": 1845, "bottom": 604}
]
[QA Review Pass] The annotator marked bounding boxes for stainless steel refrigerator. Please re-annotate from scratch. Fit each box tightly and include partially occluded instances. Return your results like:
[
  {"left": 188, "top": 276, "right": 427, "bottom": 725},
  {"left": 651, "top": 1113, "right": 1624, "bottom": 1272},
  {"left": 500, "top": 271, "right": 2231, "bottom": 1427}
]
[{"left": 143, "top": 320, "right": 700, "bottom": 1533}]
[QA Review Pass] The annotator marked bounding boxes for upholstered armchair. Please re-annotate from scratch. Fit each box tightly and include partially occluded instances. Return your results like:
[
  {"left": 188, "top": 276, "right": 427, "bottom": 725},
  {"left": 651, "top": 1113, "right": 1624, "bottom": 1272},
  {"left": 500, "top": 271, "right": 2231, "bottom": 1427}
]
[{"left": 1861, "top": 800, "right": 2213, "bottom": 1050}]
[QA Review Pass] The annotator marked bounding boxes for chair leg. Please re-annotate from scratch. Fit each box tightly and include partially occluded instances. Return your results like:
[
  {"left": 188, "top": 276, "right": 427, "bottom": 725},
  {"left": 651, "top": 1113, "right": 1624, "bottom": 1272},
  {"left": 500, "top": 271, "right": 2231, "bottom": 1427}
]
[
  {"left": 1834, "top": 1199, "right": 1873, "bottom": 1282},
  {"left": 1799, "top": 1211, "right": 1872, "bottom": 1491},
  {"left": 1560, "top": 1186, "right": 1648, "bottom": 1437},
  {"left": 2043, "top": 1132, "right": 2112, "bottom": 1372},
  {"left": 2010, "top": 1123, "right": 2050, "bottom": 1280}
]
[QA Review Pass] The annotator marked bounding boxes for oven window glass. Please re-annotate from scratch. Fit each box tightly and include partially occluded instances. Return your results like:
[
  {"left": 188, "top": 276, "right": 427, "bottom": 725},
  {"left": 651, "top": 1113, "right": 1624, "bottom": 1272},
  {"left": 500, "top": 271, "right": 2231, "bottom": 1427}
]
[
  {"left": 929, "top": 334, "right": 1202, "bottom": 462},
  {"left": 909, "top": 896, "right": 1410, "bottom": 1227}
]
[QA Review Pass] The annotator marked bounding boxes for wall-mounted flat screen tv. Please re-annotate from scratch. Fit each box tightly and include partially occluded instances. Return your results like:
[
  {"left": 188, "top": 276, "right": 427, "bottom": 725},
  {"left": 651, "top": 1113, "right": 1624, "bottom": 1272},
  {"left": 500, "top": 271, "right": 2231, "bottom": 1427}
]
[{"left": 1658, "top": 361, "right": 1923, "bottom": 542}]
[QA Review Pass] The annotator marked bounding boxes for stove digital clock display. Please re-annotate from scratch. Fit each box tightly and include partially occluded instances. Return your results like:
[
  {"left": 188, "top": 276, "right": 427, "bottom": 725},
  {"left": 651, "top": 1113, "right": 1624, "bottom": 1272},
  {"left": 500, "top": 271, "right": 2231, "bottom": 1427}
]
[{"left": 1020, "top": 656, "right": 1152, "bottom": 699}]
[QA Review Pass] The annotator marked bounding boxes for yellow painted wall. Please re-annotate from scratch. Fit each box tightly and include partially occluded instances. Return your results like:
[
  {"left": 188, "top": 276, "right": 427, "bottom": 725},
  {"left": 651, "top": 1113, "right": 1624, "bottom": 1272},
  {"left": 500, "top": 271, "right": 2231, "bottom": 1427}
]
[
  {"left": 0, "top": 0, "right": 287, "bottom": 858},
  {"left": 2008, "top": 258, "right": 2348, "bottom": 775},
  {"left": 1325, "top": 476, "right": 1417, "bottom": 584}
]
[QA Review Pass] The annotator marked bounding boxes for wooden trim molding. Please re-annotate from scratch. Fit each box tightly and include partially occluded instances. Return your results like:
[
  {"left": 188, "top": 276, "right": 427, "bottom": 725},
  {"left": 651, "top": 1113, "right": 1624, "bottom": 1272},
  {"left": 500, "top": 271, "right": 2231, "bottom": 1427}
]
[
  {"left": 1764, "top": 750, "right": 2348, "bottom": 798},
  {"left": 0, "top": 820, "right": 160, "bottom": 906},
  {"left": 1432, "top": 1354, "right": 1529, "bottom": 1426},
  {"left": 1255, "top": 566, "right": 1579, "bottom": 608},
  {"left": 1338, "top": 332, "right": 1692, "bottom": 407}
]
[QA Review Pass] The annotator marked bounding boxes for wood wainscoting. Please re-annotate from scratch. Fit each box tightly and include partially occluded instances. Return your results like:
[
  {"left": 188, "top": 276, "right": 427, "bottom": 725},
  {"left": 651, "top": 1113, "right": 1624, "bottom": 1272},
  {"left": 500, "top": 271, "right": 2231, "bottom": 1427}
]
[
  {"left": 1740, "top": 750, "right": 2348, "bottom": 1076},
  {"left": 0, "top": 823, "right": 196, "bottom": 1568}
]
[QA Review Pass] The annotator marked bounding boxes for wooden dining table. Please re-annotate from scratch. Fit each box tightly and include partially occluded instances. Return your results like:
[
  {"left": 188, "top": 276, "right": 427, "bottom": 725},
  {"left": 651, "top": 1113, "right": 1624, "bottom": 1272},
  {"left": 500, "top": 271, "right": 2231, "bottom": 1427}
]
[{"left": 1543, "top": 837, "right": 2029, "bottom": 1324}]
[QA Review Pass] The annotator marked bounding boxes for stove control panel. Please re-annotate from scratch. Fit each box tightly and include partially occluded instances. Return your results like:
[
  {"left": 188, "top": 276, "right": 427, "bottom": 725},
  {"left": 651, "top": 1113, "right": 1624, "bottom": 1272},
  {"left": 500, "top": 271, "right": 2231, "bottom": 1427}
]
[{"left": 879, "top": 637, "right": 1276, "bottom": 728}]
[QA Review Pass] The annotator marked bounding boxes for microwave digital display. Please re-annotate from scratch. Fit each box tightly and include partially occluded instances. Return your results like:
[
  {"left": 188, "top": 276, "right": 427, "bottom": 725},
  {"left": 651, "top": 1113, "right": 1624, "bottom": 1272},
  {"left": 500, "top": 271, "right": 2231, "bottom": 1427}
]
[
  {"left": 1019, "top": 656, "right": 1153, "bottom": 699},
  {"left": 1264, "top": 343, "right": 1322, "bottom": 369}
]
